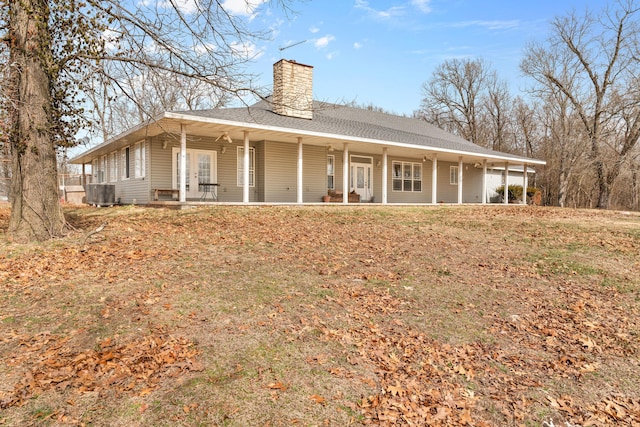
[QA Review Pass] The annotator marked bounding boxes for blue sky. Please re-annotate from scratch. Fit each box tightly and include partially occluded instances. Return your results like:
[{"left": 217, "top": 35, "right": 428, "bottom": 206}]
[{"left": 239, "top": 0, "right": 610, "bottom": 115}]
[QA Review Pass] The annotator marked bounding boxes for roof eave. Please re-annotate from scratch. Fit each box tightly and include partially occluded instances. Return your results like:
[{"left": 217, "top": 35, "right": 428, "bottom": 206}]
[
  {"left": 164, "top": 112, "right": 546, "bottom": 165},
  {"left": 69, "top": 112, "right": 168, "bottom": 164},
  {"left": 70, "top": 110, "right": 546, "bottom": 166}
]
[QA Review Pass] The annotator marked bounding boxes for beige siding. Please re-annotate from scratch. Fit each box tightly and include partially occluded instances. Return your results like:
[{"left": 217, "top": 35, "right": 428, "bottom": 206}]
[
  {"left": 148, "top": 134, "right": 260, "bottom": 202},
  {"left": 332, "top": 151, "right": 344, "bottom": 193},
  {"left": 387, "top": 156, "right": 431, "bottom": 204},
  {"left": 149, "top": 136, "right": 173, "bottom": 197},
  {"left": 462, "top": 165, "right": 483, "bottom": 203},
  {"left": 264, "top": 141, "right": 297, "bottom": 202},
  {"left": 303, "top": 145, "right": 328, "bottom": 202},
  {"left": 96, "top": 131, "right": 504, "bottom": 205},
  {"left": 111, "top": 139, "right": 150, "bottom": 204},
  {"left": 435, "top": 161, "right": 458, "bottom": 203}
]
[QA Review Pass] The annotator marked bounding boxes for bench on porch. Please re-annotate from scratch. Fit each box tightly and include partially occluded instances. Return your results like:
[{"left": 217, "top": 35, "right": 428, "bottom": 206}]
[{"left": 153, "top": 188, "right": 180, "bottom": 200}]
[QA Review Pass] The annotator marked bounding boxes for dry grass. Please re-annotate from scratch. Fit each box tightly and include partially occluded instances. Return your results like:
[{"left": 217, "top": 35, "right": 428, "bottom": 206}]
[{"left": 0, "top": 204, "right": 639, "bottom": 426}]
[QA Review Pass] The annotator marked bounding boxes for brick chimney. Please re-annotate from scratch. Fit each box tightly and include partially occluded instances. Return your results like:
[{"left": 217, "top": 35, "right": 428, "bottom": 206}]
[{"left": 272, "top": 59, "right": 313, "bottom": 120}]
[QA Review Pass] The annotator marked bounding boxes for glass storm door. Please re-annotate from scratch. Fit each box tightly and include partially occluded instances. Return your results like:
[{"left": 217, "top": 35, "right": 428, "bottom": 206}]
[
  {"left": 350, "top": 156, "right": 373, "bottom": 202},
  {"left": 173, "top": 148, "right": 217, "bottom": 199}
]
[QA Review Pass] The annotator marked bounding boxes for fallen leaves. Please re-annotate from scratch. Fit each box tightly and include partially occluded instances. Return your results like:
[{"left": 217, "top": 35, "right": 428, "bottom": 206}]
[
  {"left": 0, "top": 331, "right": 202, "bottom": 409},
  {"left": 1, "top": 205, "right": 639, "bottom": 425}
]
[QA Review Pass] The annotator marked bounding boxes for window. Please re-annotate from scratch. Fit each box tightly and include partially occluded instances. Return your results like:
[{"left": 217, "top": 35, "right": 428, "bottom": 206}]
[
  {"left": 392, "top": 161, "right": 422, "bottom": 192},
  {"left": 134, "top": 141, "right": 145, "bottom": 178},
  {"left": 450, "top": 166, "right": 459, "bottom": 185},
  {"left": 109, "top": 151, "right": 118, "bottom": 182},
  {"left": 100, "top": 155, "right": 107, "bottom": 183},
  {"left": 121, "top": 146, "right": 130, "bottom": 180},
  {"left": 237, "top": 147, "right": 255, "bottom": 187},
  {"left": 327, "top": 155, "right": 335, "bottom": 189},
  {"left": 92, "top": 159, "right": 98, "bottom": 182}
]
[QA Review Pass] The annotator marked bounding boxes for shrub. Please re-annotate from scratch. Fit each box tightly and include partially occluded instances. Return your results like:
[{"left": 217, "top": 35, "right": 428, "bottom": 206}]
[{"left": 495, "top": 185, "right": 539, "bottom": 203}]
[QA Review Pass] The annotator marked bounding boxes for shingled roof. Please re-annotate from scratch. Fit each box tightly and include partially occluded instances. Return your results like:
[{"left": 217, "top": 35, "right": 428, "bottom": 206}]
[{"left": 177, "top": 98, "right": 539, "bottom": 163}]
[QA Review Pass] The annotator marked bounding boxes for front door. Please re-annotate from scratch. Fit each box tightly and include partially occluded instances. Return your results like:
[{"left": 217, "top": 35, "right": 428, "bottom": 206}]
[
  {"left": 173, "top": 148, "right": 217, "bottom": 199},
  {"left": 350, "top": 156, "right": 373, "bottom": 202}
]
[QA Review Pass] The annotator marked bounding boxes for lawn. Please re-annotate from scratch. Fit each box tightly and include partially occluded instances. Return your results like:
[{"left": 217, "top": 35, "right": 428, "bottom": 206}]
[{"left": 0, "top": 204, "right": 639, "bottom": 426}]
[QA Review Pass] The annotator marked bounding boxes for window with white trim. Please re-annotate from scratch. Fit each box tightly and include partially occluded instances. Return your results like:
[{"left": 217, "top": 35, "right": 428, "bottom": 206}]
[
  {"left": 100, "top": 155, "right": 107, "bottom": 183},
  {"left": 237, "top": 146, "right": 255, "bottom": 187},
  {"left": 392, "top": 161, "right": 422, "bottom": 192},
  {"left": 134, "top": 141, "right": 145, "bottom": 178},
  {"left": 121, "top": 146, "right": 130, "bottom": 180},
  {"left": 109, "top": 151, "right": 118, "bottom": 182},
  {"left": 450, "top": 166, "right": 459, "bottom": 185},
  {"left": 92, "top": 159, "right": 99, "bottom": 182},
  {"left": 327, "top": 155, "right": 335, "bottom": 190}
]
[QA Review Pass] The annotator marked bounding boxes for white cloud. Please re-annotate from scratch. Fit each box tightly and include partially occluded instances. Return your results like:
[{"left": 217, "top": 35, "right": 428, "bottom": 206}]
[
  {"left": 314, "top": 35, "right": 335, "bottom": 49},
  {"left": 449, "top": 20, "right": 520, "bottom": 31},
  {"left": 353, "top": 42, "right": 362, "bottom": 49},
  {"left": 193, "top": 42, "right": 218, "bottom": 54},
  {"left": 101, "top": 28, "right": 120, "bottom": 52},
  {"left": 309, "top": 25, "right": 320, "bottom": 34},
  {"left": 354, "top": 0, "right": 405, "bottom": 19},
  {"left": 161, "top": 0, "right": 198, "bottom": 15},
  {"left": 230, "top": 41, "right": 263, "bottom": 60},
  {"left": 411, "top": 0, "right": 431, "bottom": 13},
  {"left": 221, "top": 0, "right": 267, "bottom": 18}
]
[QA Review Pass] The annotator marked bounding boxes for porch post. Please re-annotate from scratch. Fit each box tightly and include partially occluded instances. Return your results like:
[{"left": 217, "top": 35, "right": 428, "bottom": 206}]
[
  {"left": 523, "top": 163, "right": 528, "bottom": 205},
  {"left": 243, "top": 131, "right": 250, "bottom": 203},
  {"left": 503, "top": 161, "right": 509, "bottom": 205},
  {"left": 382, "top": 147, "right": 388, "bottom": 204},
  {"left": 343, "top": 143, "right": 349, "bottom": 204},
  {"left": 179, "top": 124, "right": 187, "bottom": 203},
  {"left": 481, "top": 159, "right": 487, "bottom": 204},
  {"left": 431, "top": 154, "right": 438, "bottom": 204},
  {"left": 82, "top": 163, "right": 86, "bottom": 186},
  {"left": 457, "top": 156, "right": 463, "bottom": 204},
  {"left": 297, "top": 137, "right": 303, "bottom": 204}
]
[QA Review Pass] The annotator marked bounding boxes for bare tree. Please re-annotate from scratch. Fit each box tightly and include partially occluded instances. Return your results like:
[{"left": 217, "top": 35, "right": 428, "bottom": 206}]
[
  {"left": 419, "top": 58, "right": 494, "bottom": 146},
  {"left": 511, "top": 96, "right": 540, "bottom": 159},
  {"left": 521, "top": 0, "right": 640, "bottom": 208},
  {"left": 1, "top": 0, "right": 292, "bottom": 242},
  {"left": 88, "top": 66, "right": 232, "bottom": 141},
  {"left": 418, "top": 57, "right": 518, "bottom": 154},
  {"left": 481, "top": 76, "right": 512, "bottom": 152}
]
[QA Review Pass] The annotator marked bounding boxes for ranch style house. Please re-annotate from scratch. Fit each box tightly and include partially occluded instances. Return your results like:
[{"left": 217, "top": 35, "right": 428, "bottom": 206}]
[{"left": 70, "top": 59, "right": 545, "bottom": 206}]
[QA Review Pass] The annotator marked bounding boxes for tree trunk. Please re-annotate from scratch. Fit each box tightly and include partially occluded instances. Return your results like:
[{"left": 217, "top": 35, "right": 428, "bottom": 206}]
[
  {"left": 632, "top": 164, "right": 639, "bottom": 211},
  {"left": 6, "top": 0, "right": 65, "bottom": 242}
]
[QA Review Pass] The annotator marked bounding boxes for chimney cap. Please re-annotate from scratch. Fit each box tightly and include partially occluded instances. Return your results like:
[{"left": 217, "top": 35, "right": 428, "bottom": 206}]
[{"left": 275, "top": 58, "right": 314, "bottom": 69}]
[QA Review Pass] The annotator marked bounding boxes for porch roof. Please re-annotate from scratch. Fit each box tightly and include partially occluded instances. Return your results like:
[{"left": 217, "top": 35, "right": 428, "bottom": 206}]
[{"left": 70, "top": 99, "right": 545, "bottom": 167}]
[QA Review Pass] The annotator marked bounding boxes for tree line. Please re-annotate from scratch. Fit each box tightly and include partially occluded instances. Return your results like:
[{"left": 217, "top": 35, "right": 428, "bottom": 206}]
[{"left": 416, "top": 0, "right": 640, "bottom": 210}]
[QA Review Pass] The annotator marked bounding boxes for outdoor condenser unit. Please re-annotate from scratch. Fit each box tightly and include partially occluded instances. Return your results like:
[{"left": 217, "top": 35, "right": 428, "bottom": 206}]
[{"left": 84, "top": 184, "right": 115, "bottom": 207}]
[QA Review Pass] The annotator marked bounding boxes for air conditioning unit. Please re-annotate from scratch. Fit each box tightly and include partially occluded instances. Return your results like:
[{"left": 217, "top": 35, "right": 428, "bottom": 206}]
[{"left": 85, "top": 184, "right": 115, "bottom": 207}]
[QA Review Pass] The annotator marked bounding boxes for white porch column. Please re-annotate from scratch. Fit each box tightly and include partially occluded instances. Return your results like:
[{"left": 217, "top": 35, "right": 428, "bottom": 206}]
[
  {"left": 503, "top": 161, "right": 509, "bottom": 205},
  {"left": 297, "top": 137, "right": 303, "bottom": 204},
  {"left": 179, "top": 124, "right": 187, "bottom": 203},
  {"left": 457, "top": 156, "right": 463, "bottom": 204},
  {"left": 431, "top": 154, "right": 438, "bottom": 204},
  {"left": 243, "top": 131, "right": 250, "bottom": 203},
  {"left": 481, "top": 159, "right": 487, "bottom": 204},
  {"left": 382, "top": 147, "right": 388, "bottom": 204},
  {"left": 523, "top": 163, "right": 528, "bottom": 205},
  {"left": 342, "top": 143, "right": 349, "bottom": 204}
]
